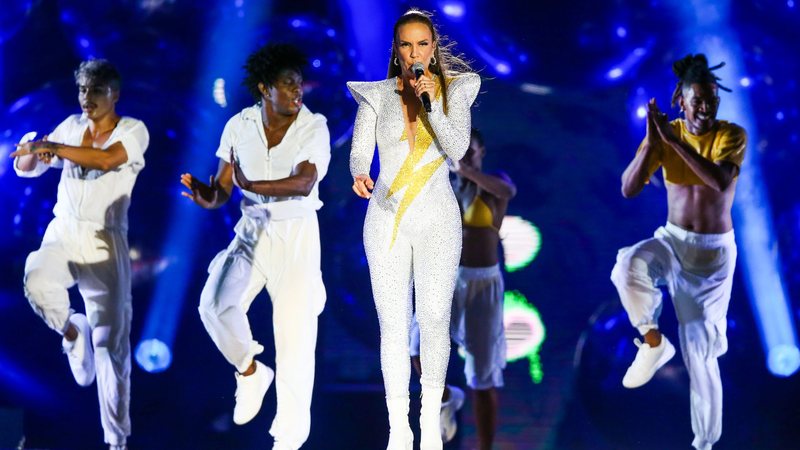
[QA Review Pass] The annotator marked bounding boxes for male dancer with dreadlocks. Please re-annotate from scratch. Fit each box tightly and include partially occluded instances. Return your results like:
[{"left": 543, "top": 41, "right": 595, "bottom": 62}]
[{"left": 610, "top": 54, "right": 746, "bottom": 450}]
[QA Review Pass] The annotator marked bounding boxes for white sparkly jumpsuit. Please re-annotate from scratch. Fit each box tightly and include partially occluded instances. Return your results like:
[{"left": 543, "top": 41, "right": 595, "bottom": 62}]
[{"left": 347, "top": 73, "right": 480, "bottom": 401}]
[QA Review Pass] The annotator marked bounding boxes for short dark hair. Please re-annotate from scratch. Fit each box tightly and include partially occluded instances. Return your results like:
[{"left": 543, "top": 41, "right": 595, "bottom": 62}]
[
  {"left": 243, "top": 43, "right": 307, "bottom": 100},
  {"left": 670, "top": 53, "right": 730, "bottom": 107},
  {"left": 74, "top": 59, "right": 121, "bottom": 92}
]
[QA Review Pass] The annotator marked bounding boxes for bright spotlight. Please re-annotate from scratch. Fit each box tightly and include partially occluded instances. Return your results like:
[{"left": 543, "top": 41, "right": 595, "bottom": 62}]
[
  {"left": 636, "top": 106, "right": 647, "bottom": 119},
  {"left": 441, "top": 1, "right": 466, "bottom": 18},
  {"left": 607, "top": 68, "right": 623, "bottom": 79},
  {"left": 495, "top": 62, "right": 511, "bottom": 75},
  {"left": 768, "top": 345, "right": 800, "bottom": 377},
  {"left": 213, "top": 78, "right": 227, "bottom": 108},
  {"left": 135, "top": 339, "right": 172, "bottom": 373}
]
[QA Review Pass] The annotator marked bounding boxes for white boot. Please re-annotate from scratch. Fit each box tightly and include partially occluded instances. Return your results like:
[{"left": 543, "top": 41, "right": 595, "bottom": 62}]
[
  {"left": 420, "top": 387, "right": 444, "bottom": 450},
  {"left": 386, "top": 396, "right": 413, "bottom": 450}
]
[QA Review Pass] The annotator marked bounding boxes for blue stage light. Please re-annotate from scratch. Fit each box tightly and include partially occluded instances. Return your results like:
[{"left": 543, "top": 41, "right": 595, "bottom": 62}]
[
  {"left": 495, "top": 62, "right": 511, "bottom": 75},
  {"left": 134, "top": 339, "right": 172, "bottom": 373},
  {"left": 339, "top": 0, "right": 392, "bottom": 80},
  {"left": 605, "top": 47, "right": 648, "bottom": 82},
  {"left": 607, "top": 68, "right": 623, "bottom": 79},
  {"left": 441, "top": 1, "right": 466, "bottom": 19},
  {"left": 0, "top": 0, "right": 34, "bottom": 43},
  {"left": 769, "top": 345, "right": 800, "bottom": 377},
  {"left": 9, "top": 96, "right": 30, "bottom": 114},
  {"left": 616, "top": 26, "right": 627, "bottom": 38}
]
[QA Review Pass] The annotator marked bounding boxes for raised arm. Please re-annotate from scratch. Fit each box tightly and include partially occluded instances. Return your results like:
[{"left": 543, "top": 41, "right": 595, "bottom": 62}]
[
  {"left": 458, "top": 167, "right": 516, "bottom": 200},
  {"left": 621, "top": 99, "right": 663, "bottom": 198},
  {"left": 426, "top": 73, "right": 480, "bottom": 161},
  {"left": 651, "top": 102, "right": 744, "bottom": 192}
]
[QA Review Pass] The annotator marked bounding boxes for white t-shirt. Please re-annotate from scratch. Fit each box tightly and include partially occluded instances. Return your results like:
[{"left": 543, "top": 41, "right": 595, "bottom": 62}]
[
  {"left": 14, "top": 114, "right": 149, "bottom": 231},
  {"left": 216, "top": 104, "right": 331, "bottom": 218}
]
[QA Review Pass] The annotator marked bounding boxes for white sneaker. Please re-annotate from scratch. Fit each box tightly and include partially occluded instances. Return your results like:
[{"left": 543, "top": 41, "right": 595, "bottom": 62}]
[
  {"left": 440, "top": 385, "right": 464, "bottom": 443},
  {"left": 62, "top": 313, "right": 95, "bottom": 387},
  {"left": 622, "top": 335, "right": 676, "bottom": 388},
  {"left": 233, "top": 361, "right": 274, "bottom": 425}
]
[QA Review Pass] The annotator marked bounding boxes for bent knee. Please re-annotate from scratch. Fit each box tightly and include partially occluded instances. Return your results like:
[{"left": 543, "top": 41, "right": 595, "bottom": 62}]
[
  {"left": 611, "top": 255, "right": 652, "bottom": 285},
  {"left": 23, "top": 269, "right": 56, "bottom": 299},
  {"left": 197, "top": 293, "right": 235, "bottom": 325}
]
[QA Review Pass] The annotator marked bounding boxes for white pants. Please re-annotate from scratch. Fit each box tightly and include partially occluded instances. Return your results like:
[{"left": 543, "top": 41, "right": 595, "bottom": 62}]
[
  {"left": 611, "top": 222, "right": 736, "bottom": 450},
  {"left": 23, "top": 217, "right": 132, "bottom": 446},
  {"left": 198, "top": 212, "right": 326, "bottom": 449},
  {"left": 410, "top": 264, "right": 506, "bottom": 390}
]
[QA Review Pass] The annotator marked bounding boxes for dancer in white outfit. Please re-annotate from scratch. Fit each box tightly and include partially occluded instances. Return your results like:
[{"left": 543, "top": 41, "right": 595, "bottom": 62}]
[
  {"left": 11, "top": 59, "right": 149, "bottom": 450},
  {"left": 611, "top": 54, "right": 746, "bottom": 450},
  {"left": 181, "top": 43, "right": 329, "bottom": 450},
  {"left": 348, "top": 9, "right": 479, "bottom": 450}
]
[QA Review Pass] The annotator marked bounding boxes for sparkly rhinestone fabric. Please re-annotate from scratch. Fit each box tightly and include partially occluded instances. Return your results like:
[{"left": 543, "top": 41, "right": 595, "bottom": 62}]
[{"left": 347, "top": 73, "right": 481, "bottom": 397}]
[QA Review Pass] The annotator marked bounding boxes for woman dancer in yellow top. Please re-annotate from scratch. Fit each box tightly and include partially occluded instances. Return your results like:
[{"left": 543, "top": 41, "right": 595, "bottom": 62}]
[{"left": 348, "top": 9, "right": 479, "bottom": 450}]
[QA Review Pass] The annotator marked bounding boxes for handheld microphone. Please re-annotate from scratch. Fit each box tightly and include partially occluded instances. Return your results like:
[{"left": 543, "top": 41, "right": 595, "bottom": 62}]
[{"left": 411, "top": 62, "right": 432, "bottom": 113}]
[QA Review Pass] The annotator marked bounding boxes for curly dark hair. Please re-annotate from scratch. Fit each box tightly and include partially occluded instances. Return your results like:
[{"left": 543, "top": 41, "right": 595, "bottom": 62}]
[
  {"left": 74, "top": 59, "right": 121, "bottom": 92},
  {"left": 387, "top": 9, "right": 473, "bottom": 115},
  {"left": 670, "top": 53, "right": 731, "bottom": 107},
  {"left": 243, "top": 43, "right": 307, "bottom": 101}
]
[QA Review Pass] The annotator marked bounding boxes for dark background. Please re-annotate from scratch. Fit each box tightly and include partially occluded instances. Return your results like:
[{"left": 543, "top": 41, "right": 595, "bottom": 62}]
[{"left": 0, "top": 0, "right": 798, "bottom": 449}]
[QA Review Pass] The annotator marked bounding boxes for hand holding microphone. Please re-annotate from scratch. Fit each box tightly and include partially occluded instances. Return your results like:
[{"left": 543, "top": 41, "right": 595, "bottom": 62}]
[{"left": 411, "top": 62, "right": 433, "bottom": 113}]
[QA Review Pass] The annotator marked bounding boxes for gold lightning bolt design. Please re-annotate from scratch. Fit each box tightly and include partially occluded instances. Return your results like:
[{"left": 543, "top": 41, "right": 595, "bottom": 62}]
[{"left": 386, "top": 111, "right": 444, "bottom": 249}]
